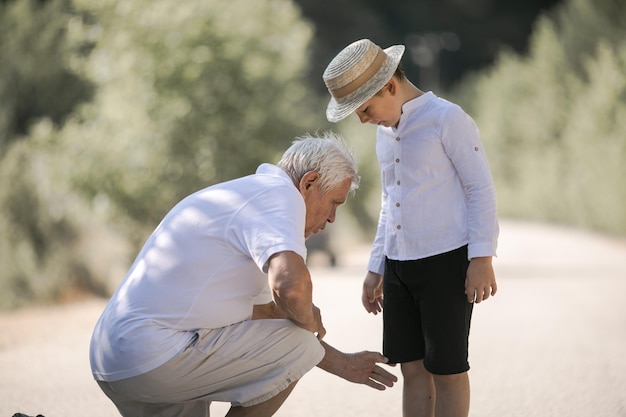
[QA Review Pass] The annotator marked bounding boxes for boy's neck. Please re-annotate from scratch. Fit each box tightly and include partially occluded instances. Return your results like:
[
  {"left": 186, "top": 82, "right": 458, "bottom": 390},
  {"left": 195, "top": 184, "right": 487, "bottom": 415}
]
[{"left": 400, "top": 79, "right": 424, "bottom": 105}]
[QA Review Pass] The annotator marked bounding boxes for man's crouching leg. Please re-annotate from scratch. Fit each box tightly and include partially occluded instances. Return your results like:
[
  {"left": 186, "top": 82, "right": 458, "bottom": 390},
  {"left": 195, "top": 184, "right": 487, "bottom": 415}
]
[
  {"left": 225, "top": 379, "right": 298, "bottom": 417},
  {"left": 96, "top": 319, "right": 323, "bottom": 417}
]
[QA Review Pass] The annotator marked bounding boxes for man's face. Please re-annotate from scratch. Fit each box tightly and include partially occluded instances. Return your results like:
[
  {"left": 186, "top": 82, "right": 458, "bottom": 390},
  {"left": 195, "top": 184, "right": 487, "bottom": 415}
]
[{"left": 299, "top": 173, "right": 352, "bottom": 239}]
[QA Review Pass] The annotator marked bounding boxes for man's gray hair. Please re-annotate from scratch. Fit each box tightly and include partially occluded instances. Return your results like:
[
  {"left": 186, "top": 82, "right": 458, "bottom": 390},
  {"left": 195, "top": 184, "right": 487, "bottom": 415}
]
[{"left": 278, "top": 131, "right": 360, "bottom": 194}]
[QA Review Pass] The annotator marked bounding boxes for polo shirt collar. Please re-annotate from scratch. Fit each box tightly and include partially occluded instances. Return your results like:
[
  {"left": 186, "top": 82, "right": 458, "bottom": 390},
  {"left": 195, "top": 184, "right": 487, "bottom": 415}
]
[{"left": 256, "top": 163, "right": 293, "bottom": 184}]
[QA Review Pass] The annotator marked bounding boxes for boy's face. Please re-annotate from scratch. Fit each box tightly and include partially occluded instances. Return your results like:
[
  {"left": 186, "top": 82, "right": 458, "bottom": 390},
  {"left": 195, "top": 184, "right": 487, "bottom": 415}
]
[{"left": 354, "top": 81, "right": 402, "bottom": 128}]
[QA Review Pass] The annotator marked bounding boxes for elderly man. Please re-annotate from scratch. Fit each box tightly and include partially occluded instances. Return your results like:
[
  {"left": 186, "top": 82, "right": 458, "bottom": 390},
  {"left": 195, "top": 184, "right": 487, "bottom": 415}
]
[{"left": 89, "top": 132, "right": 397, "bottom": 417}]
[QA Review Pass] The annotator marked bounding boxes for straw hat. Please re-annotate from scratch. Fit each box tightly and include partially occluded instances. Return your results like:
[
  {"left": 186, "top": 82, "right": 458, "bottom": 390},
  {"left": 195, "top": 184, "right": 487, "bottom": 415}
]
[{"left": 323, "top": 39, "right": 405, "bottom": 123}]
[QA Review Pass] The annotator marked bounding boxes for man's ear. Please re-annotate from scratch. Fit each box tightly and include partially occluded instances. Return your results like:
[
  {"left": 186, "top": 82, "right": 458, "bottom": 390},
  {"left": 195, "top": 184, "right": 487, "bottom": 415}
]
[{"left": 299, "top": 171, "right": 320, "bottom": 193}]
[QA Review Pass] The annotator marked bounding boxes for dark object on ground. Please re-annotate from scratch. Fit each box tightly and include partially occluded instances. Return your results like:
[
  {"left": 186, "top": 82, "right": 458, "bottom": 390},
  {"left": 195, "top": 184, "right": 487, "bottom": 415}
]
[
  {"left": 13, "top": 413, "right": 45, "bottom": 417},
  {"left": 307, "top": 230, "right": 337, "bottom": 267}
]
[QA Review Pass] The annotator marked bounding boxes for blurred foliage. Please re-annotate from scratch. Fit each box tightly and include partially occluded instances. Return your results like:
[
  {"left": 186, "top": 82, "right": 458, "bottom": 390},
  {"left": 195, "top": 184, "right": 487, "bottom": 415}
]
[
  {"left": 453, "top": 0, "right": 626, "bottom": 234},
  {"left": 0, "top": 0, "right": 323, "bottom": 309},
  {"left": 0, "top": 0, "right": 94, "bottom": 154},
  {"left": 293, "top": 0, "right": 562, "bottom": 93},
  {"left": 62, "top": 0, "right": 322, "bottom": 243},
  {"left": 0, "top": 0, "right": 624, "bottom": 310},
  {"left": 0, "top": 120, "right": 108, "bottom": 309},
  {"left": 0, "top": 0, "right": 98, "bottom": 308}
]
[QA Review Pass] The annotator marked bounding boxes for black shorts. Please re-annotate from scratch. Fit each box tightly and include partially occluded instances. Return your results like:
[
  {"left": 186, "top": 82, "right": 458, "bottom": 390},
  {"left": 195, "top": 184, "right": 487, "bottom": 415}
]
[{"left": 382, "top": 245, "right": 473, "bottom": 375}]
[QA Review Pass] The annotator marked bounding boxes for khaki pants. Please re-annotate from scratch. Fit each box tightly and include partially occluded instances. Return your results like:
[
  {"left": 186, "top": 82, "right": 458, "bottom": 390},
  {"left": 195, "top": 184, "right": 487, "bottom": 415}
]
[{"left": 97, "top": 319, "right": 324, "bottom": 417}]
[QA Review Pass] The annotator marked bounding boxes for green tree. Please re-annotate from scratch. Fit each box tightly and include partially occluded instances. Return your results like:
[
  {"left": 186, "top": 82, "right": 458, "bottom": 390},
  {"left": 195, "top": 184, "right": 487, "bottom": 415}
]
[
  {"left": 0, "top": 0, "right": 326, "bottom": 309},
  {"left": 293, "top": 0, "right": 562, "bottom": 93},
  {"left": 0, "top": 0, "right": 98, "bottom": 308},
  {"left": 0, "top": 120, "right": 109, "bottom": 309},
  {"left": 61, "top": 0, "right": 322, "bottom": 244},
  {"left": 455, "top": 0, "right": 626, "bottom": 233},
  {"left": 0, "top": 0, "right": 94, "bottom": 154}
]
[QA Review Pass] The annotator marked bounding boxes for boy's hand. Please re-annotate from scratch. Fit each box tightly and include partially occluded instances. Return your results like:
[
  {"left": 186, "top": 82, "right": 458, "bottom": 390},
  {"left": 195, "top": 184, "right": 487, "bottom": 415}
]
[
  {"left": 362, "top": 271, "right": 384, "bottom": 314},
  {"left": 465, "top": 256, "right": 497, "bottom": 303}
]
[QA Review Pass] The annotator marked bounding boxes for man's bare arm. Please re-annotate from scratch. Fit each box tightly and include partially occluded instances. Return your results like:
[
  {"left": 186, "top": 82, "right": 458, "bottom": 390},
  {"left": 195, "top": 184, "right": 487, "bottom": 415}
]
[{"left": 267, "top": 251, "right": 323, "bottom": 335}]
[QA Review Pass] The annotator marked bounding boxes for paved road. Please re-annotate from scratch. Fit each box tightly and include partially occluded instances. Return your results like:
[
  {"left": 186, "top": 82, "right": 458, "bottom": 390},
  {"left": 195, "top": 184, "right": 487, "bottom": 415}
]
[{"left": 1, "top": 220, "right": 625, "bottom": 417}]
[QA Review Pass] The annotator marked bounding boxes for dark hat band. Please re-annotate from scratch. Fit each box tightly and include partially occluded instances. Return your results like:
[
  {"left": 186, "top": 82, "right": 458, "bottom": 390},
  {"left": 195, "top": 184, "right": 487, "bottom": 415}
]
[{"left": 328, "top": 49, "right": 387, "bottom": 100}]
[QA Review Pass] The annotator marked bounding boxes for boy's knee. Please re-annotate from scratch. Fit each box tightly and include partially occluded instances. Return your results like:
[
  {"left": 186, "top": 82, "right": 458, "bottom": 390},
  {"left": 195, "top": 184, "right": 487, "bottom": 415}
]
[
  {"left": 432, "top": 371, "right": 468, "bottom": 387},
  {"left": 400, "top": 359, "right": 430, "bottom": 379}
]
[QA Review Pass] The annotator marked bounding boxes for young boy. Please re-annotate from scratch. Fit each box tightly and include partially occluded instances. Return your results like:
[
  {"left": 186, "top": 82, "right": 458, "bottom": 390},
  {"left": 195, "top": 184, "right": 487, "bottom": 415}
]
[{"left": 322, "top": 39, "right": 499, "bottom": 417}]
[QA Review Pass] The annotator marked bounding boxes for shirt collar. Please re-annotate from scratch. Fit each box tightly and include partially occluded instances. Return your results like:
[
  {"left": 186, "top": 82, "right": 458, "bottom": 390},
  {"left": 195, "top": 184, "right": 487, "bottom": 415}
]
[
  {"left": 394, "top": 91, "right": 436, "bottom": 131},
  {"left": 256, "top": 163, "right": 293, "bottom": 184}
]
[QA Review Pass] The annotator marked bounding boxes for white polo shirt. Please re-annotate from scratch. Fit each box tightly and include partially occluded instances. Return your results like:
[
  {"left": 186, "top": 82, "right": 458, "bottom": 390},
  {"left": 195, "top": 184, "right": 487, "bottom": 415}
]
[{"left": 90, "top": 163, "right": 307, "bottom": 382}]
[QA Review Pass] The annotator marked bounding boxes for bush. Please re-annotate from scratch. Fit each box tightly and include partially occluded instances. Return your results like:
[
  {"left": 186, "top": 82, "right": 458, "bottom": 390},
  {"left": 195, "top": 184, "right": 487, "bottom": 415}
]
[
  {"left": 454, "top": 0, "right": 626, "bottom": 234},
  {"left": 0, "top": 0, "right": 324, "bottom": 309}
]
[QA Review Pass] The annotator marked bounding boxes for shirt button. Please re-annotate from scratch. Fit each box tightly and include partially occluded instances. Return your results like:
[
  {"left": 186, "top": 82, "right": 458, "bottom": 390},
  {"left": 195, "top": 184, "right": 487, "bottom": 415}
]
[
  {"left": 396, "top": 225, "right": 401, "bottom": 230},
  {"left": 397, "top": 180, "right": 401, "bottom": 185},
  {"left": 396, "top": 137, "right": 400, "bottom": 141},
  {"left": 396, "top": 203, "right": 400, "bottom": 207},
  {"left": 395, "top": 158, "right": 400, "bottom": 163}
]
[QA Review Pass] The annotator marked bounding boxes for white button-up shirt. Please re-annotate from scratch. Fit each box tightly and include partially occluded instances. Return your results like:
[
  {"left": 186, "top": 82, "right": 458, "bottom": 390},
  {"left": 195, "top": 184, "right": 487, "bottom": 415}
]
[{"left": 367, "top": 92, "right": 499, "bottom": 274}]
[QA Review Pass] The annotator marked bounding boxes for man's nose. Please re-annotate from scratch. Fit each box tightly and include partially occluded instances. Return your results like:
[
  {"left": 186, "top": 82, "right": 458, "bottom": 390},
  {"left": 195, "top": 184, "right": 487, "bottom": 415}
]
[
  {"left": 358, "top": 113, "right": 370, "bottom": 124},
  {"left": 327, "top": 209, "right": 337, "bottom": 223}
]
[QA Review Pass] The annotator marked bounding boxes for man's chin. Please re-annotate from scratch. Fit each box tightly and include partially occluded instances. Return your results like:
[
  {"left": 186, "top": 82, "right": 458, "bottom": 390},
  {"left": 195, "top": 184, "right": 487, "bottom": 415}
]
[{"left": 304, "top": 229, "right": 320, "bottom": 240}]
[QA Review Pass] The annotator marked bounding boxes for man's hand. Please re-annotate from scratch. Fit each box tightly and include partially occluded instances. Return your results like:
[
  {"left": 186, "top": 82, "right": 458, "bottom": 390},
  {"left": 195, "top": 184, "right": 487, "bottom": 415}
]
[
  {"left": 311, "top": 304, "right": 326, "bottom": 340},
  {"left": 465, "top": 256, "right": 497, "bottom": 303},
  {"left": 251, "top": 302, "right": 288, "bottom": 320},
  {"left": 317, "top": 342, "right": 397, "bottom": 390},
  {"left": 341, "top": 350, "right": 398, "bottom": 390},
  {"left": 362, "top": 271, "right": 383, "bottom": 314}
]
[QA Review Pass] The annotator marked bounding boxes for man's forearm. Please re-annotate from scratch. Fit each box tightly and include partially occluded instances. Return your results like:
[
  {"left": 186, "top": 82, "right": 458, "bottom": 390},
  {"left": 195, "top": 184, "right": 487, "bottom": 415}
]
[{"left": 316, "top": 341, "right": 346, "bottom": 376}]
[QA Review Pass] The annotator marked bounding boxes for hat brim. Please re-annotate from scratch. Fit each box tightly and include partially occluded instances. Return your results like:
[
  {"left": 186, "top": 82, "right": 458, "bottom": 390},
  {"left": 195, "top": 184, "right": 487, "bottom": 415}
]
[{"left": 326, "top": 45, "right": 405, "bottom": 123}]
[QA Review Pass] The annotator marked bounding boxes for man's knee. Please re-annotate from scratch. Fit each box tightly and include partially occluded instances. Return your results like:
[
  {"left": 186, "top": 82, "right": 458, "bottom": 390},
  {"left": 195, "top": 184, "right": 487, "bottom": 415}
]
[{"left": 279, "top": 321, "right": 322, "bottom": 355}]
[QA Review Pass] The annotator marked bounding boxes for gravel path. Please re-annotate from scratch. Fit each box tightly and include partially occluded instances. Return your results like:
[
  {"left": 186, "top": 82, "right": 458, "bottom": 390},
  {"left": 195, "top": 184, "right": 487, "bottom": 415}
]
[{"left": 1, "top": 219, "right": 625, "bottom": 417}]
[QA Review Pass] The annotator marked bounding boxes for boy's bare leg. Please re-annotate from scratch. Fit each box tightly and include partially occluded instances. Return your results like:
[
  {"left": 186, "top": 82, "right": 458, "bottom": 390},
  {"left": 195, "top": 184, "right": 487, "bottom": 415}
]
[
  {"left": 401, "top": 360, "right": 435, "bottom": 417},
  {"left": 401, "top": 360, "right": 470, "bottom": 417},
  {"left": 433, "top": 372, "right": 470, "bottom": 417},
  {"left": 225, "top": 381, "right": 297, "bottom": 417}
]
